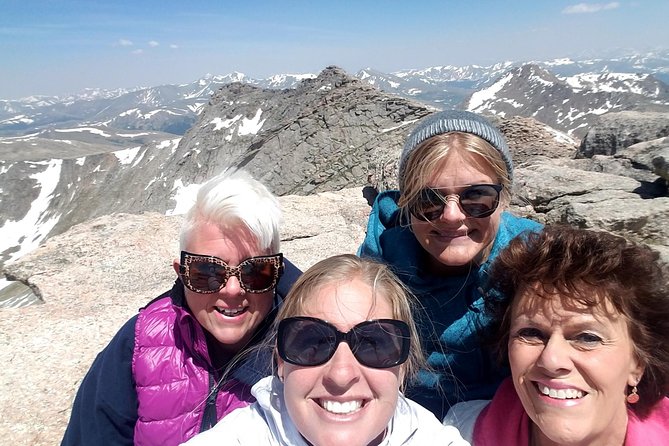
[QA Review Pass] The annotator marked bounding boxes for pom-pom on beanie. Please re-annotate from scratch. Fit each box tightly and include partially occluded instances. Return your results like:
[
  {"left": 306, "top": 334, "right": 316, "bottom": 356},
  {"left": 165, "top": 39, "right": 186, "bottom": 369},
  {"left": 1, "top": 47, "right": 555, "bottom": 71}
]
[{"left": 398, "top": 110, "right": 513, "bottom": 187}]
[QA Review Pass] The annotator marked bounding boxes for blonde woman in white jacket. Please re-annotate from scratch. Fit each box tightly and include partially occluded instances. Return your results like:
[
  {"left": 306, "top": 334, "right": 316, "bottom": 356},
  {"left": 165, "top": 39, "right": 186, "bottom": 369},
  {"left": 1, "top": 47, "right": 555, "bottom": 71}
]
[{"left": 182, "top": 254, "right": 469, "bottom": 446}]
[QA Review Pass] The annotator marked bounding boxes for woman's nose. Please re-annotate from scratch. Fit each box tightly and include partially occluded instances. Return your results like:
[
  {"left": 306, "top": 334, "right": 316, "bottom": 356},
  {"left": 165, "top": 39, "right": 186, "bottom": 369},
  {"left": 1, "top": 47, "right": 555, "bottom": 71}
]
[
  {"left": 439, "top": 195, "right": 467, "bottom": 222},
  {"left": 536, "top": 335, "right": 573, "bottom": 375},
  {"left": 322, "top": 342, "right": 361, "bottom": 389},
  {"left": 218, "top": 274, "right": 243, "bottom": 295}
]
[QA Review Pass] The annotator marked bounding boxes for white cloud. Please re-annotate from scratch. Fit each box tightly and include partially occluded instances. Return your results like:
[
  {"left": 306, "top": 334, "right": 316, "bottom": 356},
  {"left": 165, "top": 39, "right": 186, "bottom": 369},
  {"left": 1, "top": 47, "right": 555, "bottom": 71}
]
[
  {"left": 148, "top": 40, "right": 159, "bottom": 47},
  {"left": 169, "top": 44, "right": 179, "bottom": 49},
  {"left": 562, "top": 2, "right": 620, "bottom": 14},
  {"left": 132, "top": 49, "right": 143, "bottom": 55},
  {"left": 119, "top": 38, "right": 133, "bottom": 46}
]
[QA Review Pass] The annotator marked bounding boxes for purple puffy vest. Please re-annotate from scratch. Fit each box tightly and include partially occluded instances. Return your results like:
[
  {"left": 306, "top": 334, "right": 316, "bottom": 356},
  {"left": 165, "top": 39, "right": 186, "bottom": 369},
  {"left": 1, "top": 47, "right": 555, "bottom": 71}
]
[{"left": 132, "top": 296, "right": 253, "bottom": 445}]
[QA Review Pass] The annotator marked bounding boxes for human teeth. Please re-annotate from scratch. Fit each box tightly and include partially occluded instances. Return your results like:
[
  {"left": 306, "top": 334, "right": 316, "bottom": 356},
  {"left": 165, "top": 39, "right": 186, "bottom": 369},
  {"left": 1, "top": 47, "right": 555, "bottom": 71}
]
[
  {"left": 539, "top": 385, "right": 583, "bottom": 399},
  {"left": 215, "top": 307, "right": 245, "bottom": 317},
  {"left": 321, "top": 400, "right": 362, "bottom": 414}
]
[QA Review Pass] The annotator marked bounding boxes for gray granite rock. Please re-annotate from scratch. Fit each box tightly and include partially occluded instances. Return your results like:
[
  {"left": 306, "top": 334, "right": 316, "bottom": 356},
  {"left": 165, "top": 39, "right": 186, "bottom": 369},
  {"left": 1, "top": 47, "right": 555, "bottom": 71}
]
[
  {"left": 578, "top": 111, "right": 669, "bottom": 157},
  {"left": 617, "top": 136, "right": 669, "bottom": 183}
]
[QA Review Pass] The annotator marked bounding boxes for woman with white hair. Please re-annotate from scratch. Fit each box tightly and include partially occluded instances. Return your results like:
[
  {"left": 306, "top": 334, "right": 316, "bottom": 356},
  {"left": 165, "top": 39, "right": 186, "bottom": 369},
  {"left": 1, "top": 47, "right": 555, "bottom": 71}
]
[{"left": 61, "top": 168, "right": 301, "bottom": 446}]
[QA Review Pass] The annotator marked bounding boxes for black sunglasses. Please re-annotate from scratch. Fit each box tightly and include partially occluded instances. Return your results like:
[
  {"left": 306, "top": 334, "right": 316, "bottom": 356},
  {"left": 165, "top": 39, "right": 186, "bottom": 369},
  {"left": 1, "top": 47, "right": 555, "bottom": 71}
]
[
  {"left": 408, "top": 184, "right": 503, "bottom": 220},
  {"left": 179, "top": 251, "right": 284, "bottom": 294},
  {"left": 277, "top": 316, "right": 411, "bottom": 369}
]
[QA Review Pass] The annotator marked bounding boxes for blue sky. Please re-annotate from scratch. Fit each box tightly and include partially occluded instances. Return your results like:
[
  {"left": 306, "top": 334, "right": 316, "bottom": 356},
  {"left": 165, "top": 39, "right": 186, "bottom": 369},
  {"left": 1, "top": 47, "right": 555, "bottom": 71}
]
[{"left": 1, "top": 0, "right": 668, "bottom": 99}]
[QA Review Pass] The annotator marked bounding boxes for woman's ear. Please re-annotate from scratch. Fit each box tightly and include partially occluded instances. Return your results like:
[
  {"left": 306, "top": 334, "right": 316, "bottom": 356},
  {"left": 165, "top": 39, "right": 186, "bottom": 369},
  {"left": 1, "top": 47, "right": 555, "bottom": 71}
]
[
  {"left": 172, "top": 259, "right": 180, "bottom": 276},
  {"left": 628, "top": 356, "right": 645, "bottom": 387}
]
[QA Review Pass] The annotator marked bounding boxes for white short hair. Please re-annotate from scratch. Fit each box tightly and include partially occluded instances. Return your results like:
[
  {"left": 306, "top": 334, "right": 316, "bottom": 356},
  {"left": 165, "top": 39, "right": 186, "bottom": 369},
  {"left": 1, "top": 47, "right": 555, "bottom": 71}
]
[{"left": 179, "top": 168, "right": 282, "bottom": 253}]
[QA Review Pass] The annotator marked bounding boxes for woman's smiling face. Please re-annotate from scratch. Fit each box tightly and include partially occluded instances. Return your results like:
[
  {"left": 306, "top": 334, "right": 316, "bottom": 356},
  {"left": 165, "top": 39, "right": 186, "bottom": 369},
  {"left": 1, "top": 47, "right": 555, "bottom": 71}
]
[
  {"left": 174, "top": 221, "right": 275, "bottom": 356},
  {"left": 508, "top": 287, "right": 644, "bottom": 446},
  {"left": 277, "top": 278, "right": 402, "bottom": 446},
  {"left": 409, "top": 150, "right": 502, "bottom": 272}
]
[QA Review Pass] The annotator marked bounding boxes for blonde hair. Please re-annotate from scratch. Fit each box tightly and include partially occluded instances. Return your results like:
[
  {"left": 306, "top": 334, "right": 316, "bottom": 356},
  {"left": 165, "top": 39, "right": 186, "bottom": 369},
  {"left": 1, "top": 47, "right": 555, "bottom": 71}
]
[
  {"left": 398, "top": 132, "right": 512, "bottom": 214},
  {"left": 276, "top": 254, "right": 426, "bottom": 389}
]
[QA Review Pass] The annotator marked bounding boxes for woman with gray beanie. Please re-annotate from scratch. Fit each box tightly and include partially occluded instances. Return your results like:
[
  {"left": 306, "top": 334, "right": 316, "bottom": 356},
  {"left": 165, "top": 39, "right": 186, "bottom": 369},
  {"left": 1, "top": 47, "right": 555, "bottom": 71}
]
[{"left": 358, "top": 110, "right": 541, "bottom": 420}]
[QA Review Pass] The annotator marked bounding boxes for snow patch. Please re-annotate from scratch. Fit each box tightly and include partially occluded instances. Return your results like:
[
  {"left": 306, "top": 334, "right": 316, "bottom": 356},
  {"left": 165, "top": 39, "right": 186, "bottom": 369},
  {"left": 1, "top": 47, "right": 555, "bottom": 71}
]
[
  {"left": 113, "top": 146, "right": 141, "bottom": 165},
  {"left": 54, "top": 127, "right": 111, "bottom": 137},
  {"left": 237, "top": 109, "right": 265, "bottom": 136},
  {"left": 166, "top": 179, "right": 201, "bottom": 216},
  {"left": 156, "top": 138, "right": 181, "bottom": 150},
  {"left": 468, "top": 73, "right": 513, "bottom": 111},
  {"left": 210, "top": 115, "right": 242, "bottom": 131},
  {"left": 0, "top": 159, "right": 62, "bottom": 262},
  {"left": 116, "top": 132, "right": 151, "bottom": 137}
]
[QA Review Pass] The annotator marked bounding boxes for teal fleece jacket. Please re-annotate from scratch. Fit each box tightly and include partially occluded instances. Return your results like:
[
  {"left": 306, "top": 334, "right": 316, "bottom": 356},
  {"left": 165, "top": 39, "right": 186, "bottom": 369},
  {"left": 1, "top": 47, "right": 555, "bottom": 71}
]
[{"left": 358, "top": 190, "right": 541, "bottom": 420}]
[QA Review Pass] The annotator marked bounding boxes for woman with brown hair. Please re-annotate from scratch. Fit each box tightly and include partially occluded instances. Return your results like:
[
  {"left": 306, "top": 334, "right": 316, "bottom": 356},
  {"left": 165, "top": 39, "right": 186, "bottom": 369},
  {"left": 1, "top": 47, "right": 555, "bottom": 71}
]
[{"left": 446, "top": 226, "right": 669, "bottom": 445}]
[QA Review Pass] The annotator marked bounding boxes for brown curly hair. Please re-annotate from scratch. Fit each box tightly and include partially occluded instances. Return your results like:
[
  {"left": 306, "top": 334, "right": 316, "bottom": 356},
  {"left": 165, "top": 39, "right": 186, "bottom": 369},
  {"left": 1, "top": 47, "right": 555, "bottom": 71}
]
[{"left": 485, "top": 225, "right": 669, "bottom": 418}]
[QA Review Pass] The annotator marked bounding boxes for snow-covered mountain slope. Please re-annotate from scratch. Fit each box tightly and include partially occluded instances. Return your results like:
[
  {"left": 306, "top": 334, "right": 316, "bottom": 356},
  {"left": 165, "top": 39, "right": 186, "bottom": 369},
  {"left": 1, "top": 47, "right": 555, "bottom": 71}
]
[{"left": 464, "top": 64, "right": 669, "bottom": 137}]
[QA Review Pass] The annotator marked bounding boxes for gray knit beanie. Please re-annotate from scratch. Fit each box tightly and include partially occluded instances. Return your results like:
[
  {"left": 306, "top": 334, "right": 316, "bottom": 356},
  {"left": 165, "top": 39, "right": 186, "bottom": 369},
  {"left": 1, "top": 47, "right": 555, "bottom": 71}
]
[{"left": 398, "top": 110, "right": 513, "bottom": 186}]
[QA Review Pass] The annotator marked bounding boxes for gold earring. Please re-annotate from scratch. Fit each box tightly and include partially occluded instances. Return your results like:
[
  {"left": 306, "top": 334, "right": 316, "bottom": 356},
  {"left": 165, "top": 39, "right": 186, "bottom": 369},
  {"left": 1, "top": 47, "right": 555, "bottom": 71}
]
[{"left": 626, "top": 385, "right": 640, "bottom": 404}]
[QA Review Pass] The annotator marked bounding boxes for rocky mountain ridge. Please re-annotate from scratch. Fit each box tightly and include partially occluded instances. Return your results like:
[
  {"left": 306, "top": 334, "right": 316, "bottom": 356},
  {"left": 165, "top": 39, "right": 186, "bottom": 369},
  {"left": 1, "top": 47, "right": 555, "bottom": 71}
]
[
  {"left": 358, "top": 49, "right": 669, "bottom": 110},
  {"left": 0, "top": 67, "right": 429, "bottom": 266},
  {"left": 0, "top": 73, "right": 318, "bottom": 142}
]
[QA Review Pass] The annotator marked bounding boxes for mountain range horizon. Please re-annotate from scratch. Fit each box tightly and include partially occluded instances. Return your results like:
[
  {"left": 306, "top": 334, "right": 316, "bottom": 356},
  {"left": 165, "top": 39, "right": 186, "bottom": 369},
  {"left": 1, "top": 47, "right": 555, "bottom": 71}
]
[
  {"left": 2, "top": 47, "right": 668, "bottom": 150},
  {"left": 3, "top": 47, "right": 669, "bottom": 102}
]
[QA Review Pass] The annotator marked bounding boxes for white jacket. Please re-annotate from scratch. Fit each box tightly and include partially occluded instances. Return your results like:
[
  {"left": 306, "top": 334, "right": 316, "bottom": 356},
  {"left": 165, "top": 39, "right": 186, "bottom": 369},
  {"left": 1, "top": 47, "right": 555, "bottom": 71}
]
[{"left": 182, "top": 376, "right": 470, "bottom": 446}]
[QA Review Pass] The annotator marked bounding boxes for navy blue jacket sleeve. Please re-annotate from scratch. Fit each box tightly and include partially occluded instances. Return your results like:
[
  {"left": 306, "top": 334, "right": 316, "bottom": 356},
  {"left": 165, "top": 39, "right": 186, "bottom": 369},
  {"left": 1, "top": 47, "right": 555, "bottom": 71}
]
[{"left": 61, "top": 315, "right": 138, "bottom": 446}]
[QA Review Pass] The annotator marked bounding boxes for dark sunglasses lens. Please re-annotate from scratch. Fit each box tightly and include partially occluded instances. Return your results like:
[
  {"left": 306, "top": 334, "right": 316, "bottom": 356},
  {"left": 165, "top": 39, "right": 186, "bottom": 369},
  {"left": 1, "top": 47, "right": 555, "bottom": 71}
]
[
  {"left": 460, "top": 185, "right": 500, "bottom": 218},
  {"left": 279, "top": 319, "right": 335, "bottom": 366},
  {"left": 411, "top": 185, "right": 501, "bottom": 220},
  {"left": 240, "top": 259, "right": 277, "bottom": 291},
  {"left": 353, "top": 321, "right": 409, "bottom": 368},
  {"left": 188, "top": 261, "right": 226, "bottom": 292},
  {"left": 411, "top": 188, "right": 444, "bottom": 221},
  {"left": 278, "top": 318, "right": 410, "bottom": 369}
]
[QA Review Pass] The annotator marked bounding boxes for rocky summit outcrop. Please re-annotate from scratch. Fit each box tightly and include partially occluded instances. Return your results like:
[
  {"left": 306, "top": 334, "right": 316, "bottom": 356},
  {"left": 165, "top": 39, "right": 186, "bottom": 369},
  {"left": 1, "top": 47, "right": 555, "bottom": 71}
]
[
  {"left": 620, "top": 136, "right": 669, "bottom": 182},
  {"left": 513, "top": 158, "right": 669, "bottom": 260},
  {"left": 488, "top": 115, "right": 579, "bottom": 163},
  {"left": 0, "top": 67, "right": 431, "bottom": 265},
  {"left": 176, "top": 66, "right": 433, "bottom": 196}
]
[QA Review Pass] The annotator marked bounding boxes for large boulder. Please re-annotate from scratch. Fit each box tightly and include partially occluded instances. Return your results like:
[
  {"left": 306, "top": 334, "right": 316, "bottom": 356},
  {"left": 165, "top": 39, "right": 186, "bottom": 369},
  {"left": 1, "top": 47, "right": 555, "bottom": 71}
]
[
  {"left": 514, "top": 159, "right": 669, "bottom": 258},
  {"left": 617, "top": 136, "right": 669, "bottom": 184},
  {"left": 578, "top": 111, "right": 669, "bottom": 158}
]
